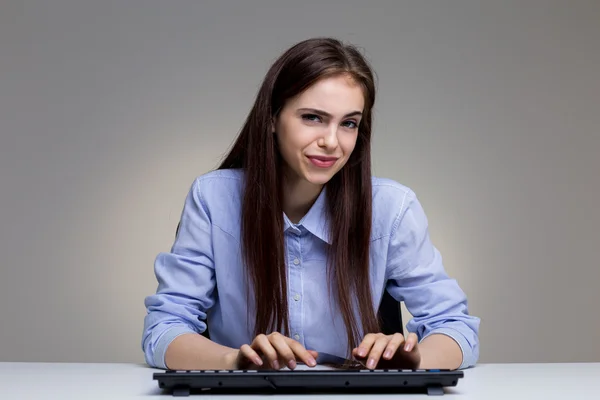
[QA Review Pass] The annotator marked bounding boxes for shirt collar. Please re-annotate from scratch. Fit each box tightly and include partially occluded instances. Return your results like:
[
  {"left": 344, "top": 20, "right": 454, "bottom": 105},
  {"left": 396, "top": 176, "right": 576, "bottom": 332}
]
[{"left": 283, "top": 187, "right": 331, "bottom": 244}]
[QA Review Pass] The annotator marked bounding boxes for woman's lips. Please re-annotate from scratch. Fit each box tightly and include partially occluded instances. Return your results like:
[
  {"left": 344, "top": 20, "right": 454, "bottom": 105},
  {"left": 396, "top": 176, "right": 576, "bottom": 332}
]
[{"left": 307, "top": 156, "right": 338, "bottom": 168}]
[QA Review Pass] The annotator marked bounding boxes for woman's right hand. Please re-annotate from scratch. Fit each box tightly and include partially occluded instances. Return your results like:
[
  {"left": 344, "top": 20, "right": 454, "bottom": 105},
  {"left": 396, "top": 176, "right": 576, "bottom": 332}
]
[{"left": 233, "top": 332, "right": 318, "bottom": 370}]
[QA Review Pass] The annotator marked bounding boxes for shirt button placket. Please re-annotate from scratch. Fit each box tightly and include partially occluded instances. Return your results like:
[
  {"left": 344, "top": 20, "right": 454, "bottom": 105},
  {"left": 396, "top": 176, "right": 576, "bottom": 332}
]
[{"left": 290, "top": 249, "right": 302, "bottom": 345}]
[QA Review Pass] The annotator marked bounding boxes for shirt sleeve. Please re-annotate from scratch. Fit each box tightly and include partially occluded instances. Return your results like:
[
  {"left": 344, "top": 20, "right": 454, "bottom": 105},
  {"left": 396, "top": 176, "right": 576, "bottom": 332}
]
[
  {"left": 385, "top": 189, "right": 480, "bottom": 369},
  {"left": 141, "top": 177, "right": 217, "bottom": 369}
]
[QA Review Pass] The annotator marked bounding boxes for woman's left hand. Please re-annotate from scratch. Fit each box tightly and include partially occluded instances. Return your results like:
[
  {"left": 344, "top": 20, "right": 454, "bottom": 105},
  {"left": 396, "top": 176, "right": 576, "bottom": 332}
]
[{"left": 353, "top": 332, "right": 421, "bottom": 370}]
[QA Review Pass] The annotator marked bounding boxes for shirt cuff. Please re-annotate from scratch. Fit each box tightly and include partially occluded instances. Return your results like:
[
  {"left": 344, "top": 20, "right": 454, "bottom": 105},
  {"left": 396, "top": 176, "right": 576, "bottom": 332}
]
[
  {"left": 153, "top": 325, "right": 198, "bottom": 369},
  {"left": 420, "top": 326, "right": 475, "bottom": 369}
]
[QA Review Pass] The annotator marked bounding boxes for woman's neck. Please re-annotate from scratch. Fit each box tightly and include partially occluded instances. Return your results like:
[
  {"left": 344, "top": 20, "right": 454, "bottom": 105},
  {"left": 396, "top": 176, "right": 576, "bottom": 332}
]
[{"left": 282, "top": 173, "right": 323, "bottom": 224}]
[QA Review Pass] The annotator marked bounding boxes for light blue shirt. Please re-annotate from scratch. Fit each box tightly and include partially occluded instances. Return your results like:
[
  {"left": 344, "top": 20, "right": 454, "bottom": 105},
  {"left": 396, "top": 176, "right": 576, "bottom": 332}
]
[{"left": 142, "top": 169, "right": 480, "bottom": 369}]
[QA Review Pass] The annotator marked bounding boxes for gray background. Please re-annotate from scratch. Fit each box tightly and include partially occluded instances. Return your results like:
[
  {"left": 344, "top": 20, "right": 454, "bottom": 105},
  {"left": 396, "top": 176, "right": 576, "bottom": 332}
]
[{"left": 1, "top": 0, "right": 598, "bottom": 364}]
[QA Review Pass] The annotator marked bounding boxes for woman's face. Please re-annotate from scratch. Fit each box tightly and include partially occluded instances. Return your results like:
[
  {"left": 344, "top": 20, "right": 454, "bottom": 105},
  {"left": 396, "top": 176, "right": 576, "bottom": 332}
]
[{"left": 274, "top": 74, "right": 365, "bottom": 187}]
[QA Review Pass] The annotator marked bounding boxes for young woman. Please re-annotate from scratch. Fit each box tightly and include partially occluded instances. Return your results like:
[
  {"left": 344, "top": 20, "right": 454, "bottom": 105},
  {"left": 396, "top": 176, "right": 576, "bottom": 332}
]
[{"left": 142, "top": 37, "right": 480, "bottom": 372}]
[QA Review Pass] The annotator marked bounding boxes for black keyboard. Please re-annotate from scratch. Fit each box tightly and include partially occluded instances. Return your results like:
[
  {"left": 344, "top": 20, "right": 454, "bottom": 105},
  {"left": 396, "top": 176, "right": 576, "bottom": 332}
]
[{"left": 153, "top": 368, "right": 464, "bottom": 396}]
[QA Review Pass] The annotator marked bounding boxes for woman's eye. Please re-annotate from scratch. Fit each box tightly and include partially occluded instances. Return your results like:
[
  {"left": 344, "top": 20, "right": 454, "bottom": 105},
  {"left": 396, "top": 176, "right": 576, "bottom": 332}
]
[
  {"left": 302, "top": 114, "right": 322, "bottom": 123},
  {"left": 343, "top": 120, "right": 358, "bottom": 129},
  {"left": 301, "top": 114, "right": 358, "bottom": 129}
]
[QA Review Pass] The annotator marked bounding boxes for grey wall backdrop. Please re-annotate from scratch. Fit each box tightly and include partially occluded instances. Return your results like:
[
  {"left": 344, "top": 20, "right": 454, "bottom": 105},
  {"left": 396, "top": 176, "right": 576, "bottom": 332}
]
[{"left": 1, "top": 0, "right": 599, "bottom": 364}]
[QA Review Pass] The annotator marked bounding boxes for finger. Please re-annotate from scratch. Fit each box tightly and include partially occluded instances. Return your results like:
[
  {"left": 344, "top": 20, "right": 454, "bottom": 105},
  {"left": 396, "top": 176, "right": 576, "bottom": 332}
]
[
  {"left": 268, "top": 333, "right": 296, "bottom": 369},
  {"left": 365, "top": 335, "right": 390, "bottom": 369},
  {"left": 403, "top": 332, "right": 419, "bottom": 352},
  {"left": 239, "top": 344, "right": 263, "bottom": 367},
  {"left": 287, "top": 340, "right": 317, "bottom": 367},
  {"left": 308, "top": 350, "right": 319, "bottom": 359},
  {"left": 353, "top": 333, "right": 380, "bottom": 358},
  {"left": 382, "top": 333, "right": 405, "bottom": 360},
  {"left": 252, "top": 334, "right": 280, "bottom": 369}
]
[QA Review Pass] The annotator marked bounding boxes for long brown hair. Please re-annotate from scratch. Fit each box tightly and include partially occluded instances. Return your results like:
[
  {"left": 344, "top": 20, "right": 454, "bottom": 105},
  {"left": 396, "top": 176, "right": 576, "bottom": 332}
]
[{"left": 218, "top": 37, "right": 379, "bottom": 355}]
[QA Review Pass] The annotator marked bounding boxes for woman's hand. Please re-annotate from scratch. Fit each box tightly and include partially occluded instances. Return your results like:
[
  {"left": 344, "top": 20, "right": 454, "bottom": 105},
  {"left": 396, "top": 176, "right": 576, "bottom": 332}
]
[
  {"left": 353, "top": 332, "right": 421, "bottom": 370},
  {"left": 233, "top": 332, "right": 318, "bottom": 370}
]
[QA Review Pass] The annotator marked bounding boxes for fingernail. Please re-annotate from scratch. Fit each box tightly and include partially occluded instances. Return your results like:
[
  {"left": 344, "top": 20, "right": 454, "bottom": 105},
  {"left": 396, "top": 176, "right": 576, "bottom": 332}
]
[
  {"left": 307, "top": 357, "right": 316, "bottom": 367},
  {"left": 367, "top": 358, "right": 375, "bottom": 369},
  {"left": 273, "top": 360, "right": 280, "bottom": 369},
  {"left": 404, "top": 343, "right": 412, "bottom": 352},
  {"left": 288, "top": 360, "right": 296, "bottom": 369},
  {"left": 384, "top": 350, "right": 392, "bottom": 359},
  {"left": 358, "top": 348, "right": 367, "bottom": 357},
  {"left": 254, "top": 357, "right": 263, "bottom": 366}
]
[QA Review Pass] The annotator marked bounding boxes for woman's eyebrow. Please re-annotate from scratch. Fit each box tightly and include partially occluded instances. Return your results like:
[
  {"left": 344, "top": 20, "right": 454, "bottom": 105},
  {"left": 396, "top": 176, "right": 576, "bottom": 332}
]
[{"left": 297, "top": 108, "right": 362, "bottom": 118}]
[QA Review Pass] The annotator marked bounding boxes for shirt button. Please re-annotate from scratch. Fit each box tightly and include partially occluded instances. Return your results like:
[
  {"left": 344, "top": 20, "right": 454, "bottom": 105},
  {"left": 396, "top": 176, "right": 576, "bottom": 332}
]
[
  {"left": 293, "top": 258, "right": 300, "bottom": 265},
  {"left": 293, "top": 294, "right": 300, "bottom": 301},
  {"left": 294, "top": 334, "right": 300, "bottom": 341}
]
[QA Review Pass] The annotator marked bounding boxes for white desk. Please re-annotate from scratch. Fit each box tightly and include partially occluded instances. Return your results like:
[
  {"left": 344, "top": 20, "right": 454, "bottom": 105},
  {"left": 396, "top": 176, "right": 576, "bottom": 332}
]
[{"left": 0, "top": 362, "right": 598, "bottom": 399}]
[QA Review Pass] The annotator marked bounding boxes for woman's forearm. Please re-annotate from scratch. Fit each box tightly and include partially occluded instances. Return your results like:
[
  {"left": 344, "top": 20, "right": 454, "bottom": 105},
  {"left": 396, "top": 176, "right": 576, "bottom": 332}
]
[
  {"left": 418, "top": 334, "right": 463, "bottom": 370},
  {"left": 164, "top": 333, "right": 238, "bottom": 370},
  {"left": 164, "top": 332, "right": 464, "bottom": 371}
]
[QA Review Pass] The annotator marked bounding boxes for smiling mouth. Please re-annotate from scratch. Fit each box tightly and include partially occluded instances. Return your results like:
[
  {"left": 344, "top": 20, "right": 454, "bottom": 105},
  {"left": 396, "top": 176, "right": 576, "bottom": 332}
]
[{"left": 306, "top": 156, "right": 338, "bottom": 168}]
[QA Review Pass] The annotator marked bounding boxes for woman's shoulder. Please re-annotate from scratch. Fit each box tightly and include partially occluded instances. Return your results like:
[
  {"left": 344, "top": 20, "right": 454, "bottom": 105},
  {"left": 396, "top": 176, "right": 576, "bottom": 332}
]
[
  {"left": 196, "top": 168, "right": 245, "bottom": 183},
  {"left": 371, "top": 176, "right": 415, "bottom": 205},
  {"left": 370, "top": 176, "right": 418, "bottom": 238},
  {"left": 191, "top": 168, "right": 245, "bottom": 203}
]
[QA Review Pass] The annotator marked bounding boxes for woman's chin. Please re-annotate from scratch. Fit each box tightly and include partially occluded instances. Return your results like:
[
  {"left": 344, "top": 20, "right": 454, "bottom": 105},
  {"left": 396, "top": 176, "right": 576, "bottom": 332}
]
[{"left": 303, "top": 171, "right": 336, "bottom": 186}]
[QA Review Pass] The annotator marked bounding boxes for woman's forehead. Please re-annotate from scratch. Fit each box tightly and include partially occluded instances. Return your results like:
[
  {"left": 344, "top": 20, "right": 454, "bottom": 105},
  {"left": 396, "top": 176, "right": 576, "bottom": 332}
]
[{"left": 286, "top": 76, "right": 365, "bottom": 115}]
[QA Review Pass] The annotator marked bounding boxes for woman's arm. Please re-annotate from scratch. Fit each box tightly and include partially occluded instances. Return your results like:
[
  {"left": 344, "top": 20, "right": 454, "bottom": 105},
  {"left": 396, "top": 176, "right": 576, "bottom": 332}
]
[
  {"left": 142, "top": 178, "right": 220, "bottom": 369},
  {"left": 165, "top": 332, "right": 320, "bottom": 371},
  {"left": 418, "top": 334, "right": 463, "bottom": 370},
  {"left": 164, "top": 333, "right": 238, "bottom": 370},
  {"left": 385, "top": 189, "right": 480, "bottom": 369}
]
